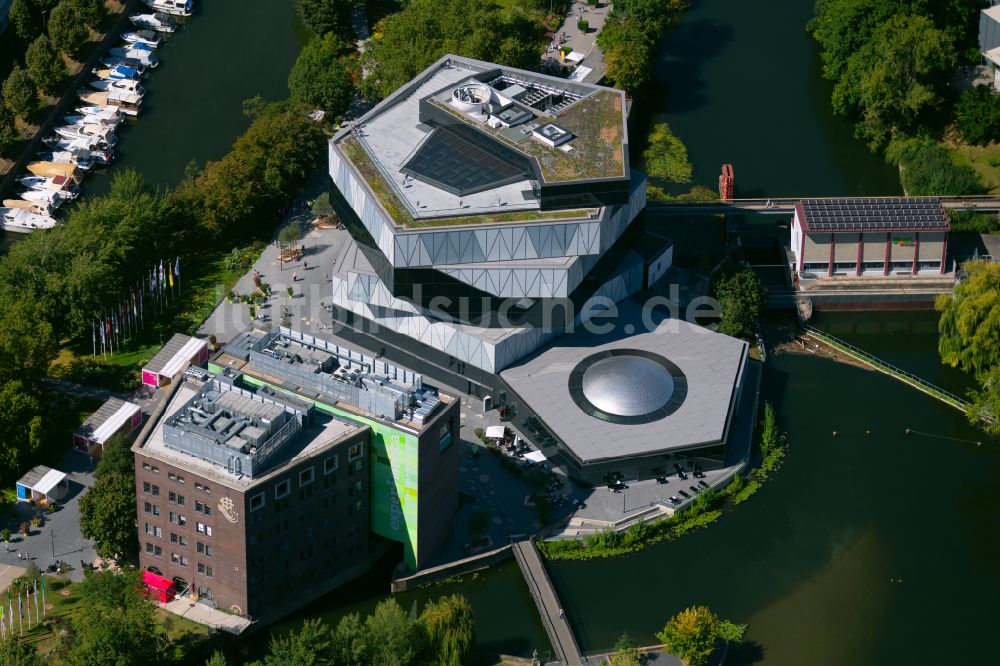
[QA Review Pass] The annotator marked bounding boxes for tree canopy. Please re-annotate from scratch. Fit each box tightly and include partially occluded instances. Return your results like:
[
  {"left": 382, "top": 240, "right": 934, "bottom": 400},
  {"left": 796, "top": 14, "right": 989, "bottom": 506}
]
[
  {"left": 657, "top": 605, "right": 722, "bottom": 666},
  {"left": 0, "top": 381, "right": 44, "bottom": 486},
  {"left": 360, "top": 0, "right": 543, "bottom": 100},
  {"left": 937, "top": 260, "right": 1000, "bottom": 433},
  {"left": 885, "top": 137, "right": 983, "bottom": 196},
  {"left": 3, "top": 64, "right": 38, "bottom": 119},
  {"left": 69, "top": 0, "right": 104, "bottom": 27},
  {"left": 713, "top": 268, "right": 766, "bottom": 340},
  {"left": 9, "top": 0, "right": 42, "bottom": 43},
  {"left": 643, "top": 120, "right": 692, "bottom": 185},
  {"left": 295, "top": 0, "right": 355, "bottom": 40},
  {"left": 48, "top": 1, "right": 89, "bottom": 56},
  {"left": 288, "top": 33, "right": 356, "bottom": 117},
  {"left": 598, "top": 0, "right": 688, "bottom": 92},
  {"left": 0, "top": 106, "right": 18, "bottom": 157},
  {"left": 25, "top": 34, "right": 67, "bottom": 95},
  {"left": 79, "top": 463, "right": 138, "bottom": 561},
  {"left": 953, "top": 85, "right": 1000, "bottom": 146}
]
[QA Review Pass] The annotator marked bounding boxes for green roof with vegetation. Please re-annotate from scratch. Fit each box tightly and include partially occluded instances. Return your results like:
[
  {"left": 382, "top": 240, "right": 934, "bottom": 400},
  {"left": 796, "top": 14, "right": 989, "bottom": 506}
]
[
  {"left": 339, "top": 135, "right": 597, "bottom": 228},
  {"left": 430, "top": 89, "right": 627, "bottom": 183}
]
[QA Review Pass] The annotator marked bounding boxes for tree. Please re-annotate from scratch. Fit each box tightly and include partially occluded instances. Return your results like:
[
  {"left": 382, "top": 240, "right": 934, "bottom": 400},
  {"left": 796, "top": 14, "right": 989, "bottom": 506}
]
[
  {"left": 9, "top": 0, "right": 42, "bottom": 43},
  {"left": 360, "top": 0, "right": 542, "bottom": 100},
  {"left": 0, "top": 106, "right": 18, "bottom": 156},
  {"left": 362, "top": 599, "right": 422, "bottom": 666},
  {"left": 885, "top": 137, "right": 983, "bottom": 196},
  {"left": 657, "top": 605, "right": 721, "bottom": 666},
  {"left": 279, "top": 223, "right": 303, "bottom": 248},
  {"left": 288, "top": 32, "right": 355, "bottom": 116},
  {"left": 2, "top": 65, "right": 38, "bottom": 120},
  {"left": 967, "top": 366, "right": 1000, "bottom": 434},
  {"left": 48, "top": 1, "right": 89, "bottom": 57},
  {"left": 598, "top": 19, "right": 652, "bottom": 93},
  {"left": 643, "top": 120, "right": 692, "bottom": 184},
  {"left": 69, "top": 0, "right": 104, "bottom": 27},
  {"left": 204, "top": 652, "right": 229, "bottom": 666},
  {"left": 0, "top": 637, "right": 43, "bottom": 666},
  {"left": 79, "top": 469, "right": 137, "bottom": 560},
  {"left": 936, "top": 260, "right": 1000, "bottom": 377},
  {"left": 68, "top": 571, "right": 163, "bottom": 666},
  {"left": 604, "top": 633, "right": 640, "bottom": 666},
  {"left": 832, "top": 13, "right": 955, "bottom": 149},
  {"left": 713, "top": 268, "right": 766, "bottom": 339},
  {"left": 953, "top": 85, "right": 1000, "bottom": 146},
  {"left": 0, "top": 381, "right": 45, "bottom": 485},
  {"left": 0, "top": 292, "right": 57, "bottom": 384},
  {"left": 263, "top": 618, "right": 332, "bottom": 666},
  {"left": 94, "top": 434, "right": 134, "bottom": 480},
  {"left": 417, "top": 595, "right": 475, "bottom": 666},
  {"left": 25, "top": 34, "right": 67, "bottom": 95},
  {"left": 295, "top": 0, "right": 354, "bottom": 40},
  {"left": 808, "top": 0, "right": 903, "bottom": 82}
]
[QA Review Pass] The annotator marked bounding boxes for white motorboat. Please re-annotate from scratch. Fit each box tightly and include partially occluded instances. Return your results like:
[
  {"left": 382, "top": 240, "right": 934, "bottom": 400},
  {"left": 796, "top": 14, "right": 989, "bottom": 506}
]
[
  {"left": 64, "top": 107, "right": 122, "bottom": 128},
  {"left": 45, "top": 129, "right": 105, "bottom": 151},
  {"left": 100, "top": 57, "right": 147, "bottom": 75},
  {"left": 19, "top": 188, "right": 70, "bottom": 209},
  {"left": 17, "top": 175, "right": 79, "bottom": 199},
  {"left": 108, "top": 47, "right": 159, "bottom": 68},
  {"left": 27, "top": 161, "right": 81, "bottom": 182},
  {"left": 55, "top": 120, "right": 118, "bottom": 146},
  {"left": 122, "top": 30, "right": 162, "bottom": 47},
  {"left": 89, "top": 78, "right": 145, "bottom": 98},
  {"left": 79, "top": 90, "right": 142, "bottom": 117},
  {"left": 121, "top": 40, "right": 155, "bottom": 53},
  {"left": 142, "top": 0, "right": 192, "bottom": 17},
  {"left": 3, "top": 198, "right": 54, "bottom": 216},
  {"left": 1, "top": 208, "right": 58, "bottom": 233},
  {"left": 129, "top": 12, "right": 177, "bottom": 33},
  {"left": 46, "top": 138, "right": 113, "bottom": 165},
  {"left": 93, "top": 65, "right": 142, "bottom": 81},
  {"left": 37, "top": 149, "right": 96, "bottom": 171}
]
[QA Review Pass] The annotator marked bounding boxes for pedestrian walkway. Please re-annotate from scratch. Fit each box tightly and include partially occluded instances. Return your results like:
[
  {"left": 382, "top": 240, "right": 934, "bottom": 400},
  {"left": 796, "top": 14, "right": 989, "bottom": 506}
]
[
  {"left": 512, "top": 540, "right": 583, "bottom": 666},
  {"left": 161, "top": 596, "right": 252, "bottom": 635}
]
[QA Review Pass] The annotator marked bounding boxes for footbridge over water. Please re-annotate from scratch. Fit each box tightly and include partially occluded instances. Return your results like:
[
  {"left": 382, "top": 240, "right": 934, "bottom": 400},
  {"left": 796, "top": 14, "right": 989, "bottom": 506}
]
[
  {"left": 511, "top": 539, "right": 584, "bottom": 666},
  {"left": 647, "top": 195, "right": 1000, "bottom": 216}
]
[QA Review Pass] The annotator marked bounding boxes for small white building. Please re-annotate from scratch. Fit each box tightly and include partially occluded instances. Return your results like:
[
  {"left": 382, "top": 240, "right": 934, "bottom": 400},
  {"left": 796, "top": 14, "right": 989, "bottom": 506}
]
[
  {"left": 141, "top": 333, "right": 209, "bottom": 388},
  {"left": 16, "top": 466, "right": 68, "bottom": 503}
]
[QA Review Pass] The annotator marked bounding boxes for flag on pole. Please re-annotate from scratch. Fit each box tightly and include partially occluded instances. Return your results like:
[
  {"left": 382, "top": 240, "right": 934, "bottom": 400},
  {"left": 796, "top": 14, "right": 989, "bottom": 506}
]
[
  {"left": 33, "top": 579, "right": 38, "bottom": 620},
  {"left": 92, "top": 321, "right": 97, "bottom": 358},
  {"left": 24, "top": 589, "right": 30, "bottom": 628},
  {"left": 168, "top": 267, "right": 174, "bottom": 289},
  {"left": 41, "top": 576, "right": 46, "bottom": 617}
]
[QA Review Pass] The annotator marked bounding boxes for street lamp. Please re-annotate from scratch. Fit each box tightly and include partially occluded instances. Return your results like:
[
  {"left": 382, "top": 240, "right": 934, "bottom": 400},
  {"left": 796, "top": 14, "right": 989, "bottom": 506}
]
[{"left": 50, "top": 529, "right": 55, "bottom": 559}]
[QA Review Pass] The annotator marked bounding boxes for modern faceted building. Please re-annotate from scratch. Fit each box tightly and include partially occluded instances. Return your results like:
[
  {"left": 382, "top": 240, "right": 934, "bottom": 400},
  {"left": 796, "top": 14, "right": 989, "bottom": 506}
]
[{"left": 328, "top": 55, "right": 649, "bottom": 374}]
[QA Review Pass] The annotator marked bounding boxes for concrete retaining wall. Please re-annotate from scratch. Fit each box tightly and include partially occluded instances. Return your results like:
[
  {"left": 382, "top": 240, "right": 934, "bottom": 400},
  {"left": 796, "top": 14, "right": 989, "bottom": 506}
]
[{"left": 390, "top": 543, "right": 512, "bottom": 592}]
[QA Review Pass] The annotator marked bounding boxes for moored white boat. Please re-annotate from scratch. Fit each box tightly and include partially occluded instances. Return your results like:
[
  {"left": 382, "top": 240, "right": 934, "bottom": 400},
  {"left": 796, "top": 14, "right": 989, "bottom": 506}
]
[
  {"left": 19, "top": 188, "right": 70, "bottom": 209},
  {"left": 3, "top": 198, "right": 54, "bottom": 216},
  {"left": 27, "top": 161, "right": 81, "bottom": 182},
  {"left": 142, "top": 0, "right": 192, "bottom": 17},
  {"left": 64, "top": 108, "right": 122, "bottom": 128},
  {"left": 122, "top": 30, "right": 162, "bottom": 47},
  {"left": 1, "top": 207, "right": 58, "bottom": 233},
  {"left": 121, "top": 41, "right": 155, "bottom": 53},
  {"left": 129, "top": 12, "right": 177, "bottom": 32},
  {"left": 55, "top": 119, "right": 118, "bottom": 146},
  {"left": 79, "top": 90, "right": 142, "bottom": 117},
  {"left": 99, "top": 57, "right": 147, "bottom": 75},
  {"left": 46, "top": 138, "right": 113, "bottom": 165},
  {"left": 93, "top": 65, "right": 142, "bottom": 81},
  {"left": 37, "top": 149, "right": 96, "bottom": 171},
  {"left": 108, "top": 47, "right": 159, "bottom": 68},
  {"left": 89, "top": 78, "right": 145, "bottom": 98},
  {"left": 17, "top": 175, "right": 79, "bottom": 199}
]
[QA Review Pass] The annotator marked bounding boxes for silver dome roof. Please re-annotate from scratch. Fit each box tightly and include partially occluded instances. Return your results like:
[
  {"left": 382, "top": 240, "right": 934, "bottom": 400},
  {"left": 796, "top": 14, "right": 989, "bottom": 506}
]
[{"left": 580, "top": 355, "right": 675, "bottom": 417}]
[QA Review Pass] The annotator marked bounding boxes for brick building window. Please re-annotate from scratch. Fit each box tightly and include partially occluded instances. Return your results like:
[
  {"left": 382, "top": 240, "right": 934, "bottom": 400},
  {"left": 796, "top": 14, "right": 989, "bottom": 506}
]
[
  {"left": 275, "top": 479, "right": 291, "bottom": 500},
  {"left": 169, "top": 491, "right": 176, "bottom": 502},
  {"left": 299, "top": 467, "right": 314, "bottom": 487},
  {"left": 249, "top": 492, "right": 265, "bottom": 512},
  {"left": 177, "top": 495, "right": 185, "bottom": 506},
  {"left": 197, "top": 563, "right": 213, "bottom": 577},
  {"left": 324, "top": 455, "right": 338, "bottom": 474},
  {"left": 348, "top": 443, "right": 363, "bottom": 461},
  {"left": 196, "top": 542, "right": 212, "bottom": 556},
  {"left": 349, "top": 459, "right": 363, "bottom": 474},
  {"left": 196, "top": 523, "right": 213, "bottom": 536}
]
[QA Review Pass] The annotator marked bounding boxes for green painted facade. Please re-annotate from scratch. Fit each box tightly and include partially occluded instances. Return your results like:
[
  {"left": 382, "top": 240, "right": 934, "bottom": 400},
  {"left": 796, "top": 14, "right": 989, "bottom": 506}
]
[{"left": 237, "top": 373, "right": 421, "bottom": 568}]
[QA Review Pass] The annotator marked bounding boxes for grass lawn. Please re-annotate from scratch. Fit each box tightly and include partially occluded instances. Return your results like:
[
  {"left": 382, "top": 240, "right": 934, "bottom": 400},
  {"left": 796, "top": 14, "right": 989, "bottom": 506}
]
[
  {"left": 48, "top": 247, "right": 252, "bottom": 393},
  {"left": 946, "top": 138, "right": 1000, "bottom": 194},
  {"left": 3, "top": 576, "right": 209, "bottom": 661}
]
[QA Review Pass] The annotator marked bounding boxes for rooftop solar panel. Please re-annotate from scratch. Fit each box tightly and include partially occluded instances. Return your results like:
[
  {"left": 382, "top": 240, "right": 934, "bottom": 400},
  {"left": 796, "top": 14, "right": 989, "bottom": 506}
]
[
  {"left": 401, "top": 123, "right": 533, "bottom": 197},
  {"left": 799, "top": 198, "right": 949, "bottom": 232}
]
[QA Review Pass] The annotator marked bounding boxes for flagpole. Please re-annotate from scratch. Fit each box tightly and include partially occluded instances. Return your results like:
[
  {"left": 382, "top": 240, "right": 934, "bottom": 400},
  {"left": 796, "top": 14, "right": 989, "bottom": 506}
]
[{"left": 41, "top": 576, "right": 46, "bottom": 617}]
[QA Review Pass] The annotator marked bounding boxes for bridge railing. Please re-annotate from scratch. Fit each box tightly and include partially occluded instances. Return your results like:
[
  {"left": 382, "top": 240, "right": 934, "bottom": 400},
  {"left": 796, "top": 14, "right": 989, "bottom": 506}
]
[{"left": 803, "top": 325, "right": 969, "bottom": 412}]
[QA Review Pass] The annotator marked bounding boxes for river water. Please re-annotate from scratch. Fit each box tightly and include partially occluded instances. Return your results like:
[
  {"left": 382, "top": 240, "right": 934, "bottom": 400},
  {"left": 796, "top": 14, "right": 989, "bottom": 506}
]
[{"left": 39, "top": 0, "right": 994, "bottom": 663}]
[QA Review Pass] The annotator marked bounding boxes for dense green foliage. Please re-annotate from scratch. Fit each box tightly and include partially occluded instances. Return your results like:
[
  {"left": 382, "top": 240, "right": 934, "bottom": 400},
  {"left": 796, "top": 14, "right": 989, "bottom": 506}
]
[
  {"left": 604, "top": 633, "right": 641, "bottom": 666},
  {"left": 69, "top": 0, "right": 104, "bottom": 27},
  {"left": 288, "top": 33, "right": 356, "bottom": 117},
  {"left": 657, "top": 606, "right": 721, "bottom": 666},
  {"left": 936, "top": 260, "right": 1000, "bottom": 431},
  {"left": 295, "top": 0, "right": 355, "bottom": 40},
  {"left": 67, "top": 570, "right": 164, "bottom": 666},
  {"left": 953, "top": 85, "right": 1000, "bottom": 146},
  {"left": 25, "top": 34, "right": 67, "bottom": 95},
  {"left": 48, "top": 1, "right": 88, "bottom": 56},
  {"left": 885, "top": 137, "right": 983, "bottom": 195},
  {"left": 3, "top": 64, "right": 38, "bottom": 119},
  {"left": 946, "top": 210, "right": 1000, "bottom": 234},
  {"left": 213, "top": 596, "right": 476, "bottom": 666},
  {"left": 9, "top": 0, "right": 41, "bottom": 43},
  {"left": 0, "top": 106, "right": 18, "bottom": 155},
  {"left": 360, "top": 0, "right": 543, "bottom": 100},
  {"left": 0, "top": 381, "right": 45, "bottom": 485},
  {"left": 643, "top": 120, "right": 692, "bottom": 184},
  {"left": 598, "top": 0, "right": 688, "bottom": 92},
  {"left": 0, "top": 637, "right": 43, "bottom": 666},
  {"left": 808, "top": 0, "right": 983, "bottom": 150},
  {"left": 79, "top": 436, "right": 138, "bottom": 560},
  {"left": 712, "top": 268, "right": 766, "bottom": 339}
]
